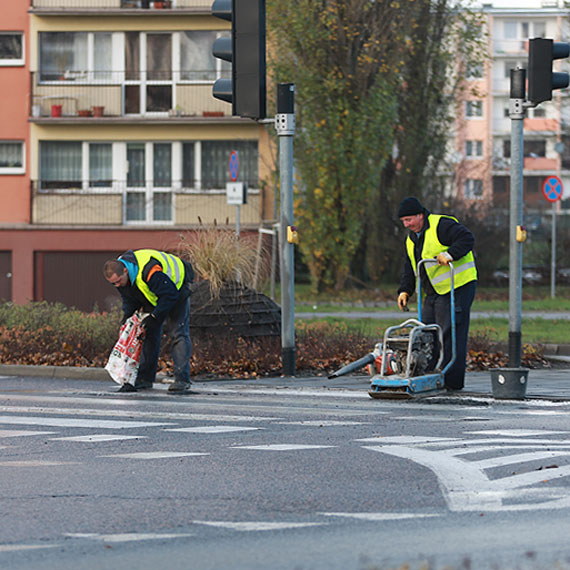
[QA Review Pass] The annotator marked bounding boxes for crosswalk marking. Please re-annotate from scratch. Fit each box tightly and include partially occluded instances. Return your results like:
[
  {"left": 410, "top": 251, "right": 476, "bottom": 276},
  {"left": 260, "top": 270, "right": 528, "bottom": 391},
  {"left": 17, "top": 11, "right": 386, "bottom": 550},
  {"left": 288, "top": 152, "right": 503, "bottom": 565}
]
[
  {"left": 0, "top": 460, "right": 76, "bottom": 467},
  {"left": 65, "top": 532, "right": 192, "bottom": 542},
  {"left": 466, "top": 429, "right": 568, "bottom": 437},
  {"left": 320, "top": 512, "right": 441, "bottom": 521},
  {"left": 0, "top": 544, "right": 61, "bottom": 552},
  {"left": 192, "top": 521, "right": 324, "bottom": 531},
  {"left": 164, "top": 426, "right": 262, "bottom": 434},
  {"left": 277, "top": 420, "right": 365, "bottom": 427},
  {"left": 231, "top": 444, "right": 336, "bottom": 451},
  {"left": 0, "top": 415, "right": 172, "bottom": 429},
  {"left": 0, "top": 429, "right": 55, "bottom": 438},
  {"left": 100, "top": 451, "right": 209, "bottom": 459},
  {"left": 50, "top": 434, "right": 146, "bottom": 442}
]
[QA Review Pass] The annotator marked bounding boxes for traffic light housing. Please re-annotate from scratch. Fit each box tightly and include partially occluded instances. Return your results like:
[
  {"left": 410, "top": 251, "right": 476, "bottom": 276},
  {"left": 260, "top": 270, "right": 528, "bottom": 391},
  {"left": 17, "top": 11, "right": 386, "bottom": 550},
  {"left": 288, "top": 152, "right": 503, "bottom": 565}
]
[
  {"left": 528, "top": 37, "right": 570, "bottom": 105},
  {"left": 212, "top": 0, "right": 266, "bottom": 120}
]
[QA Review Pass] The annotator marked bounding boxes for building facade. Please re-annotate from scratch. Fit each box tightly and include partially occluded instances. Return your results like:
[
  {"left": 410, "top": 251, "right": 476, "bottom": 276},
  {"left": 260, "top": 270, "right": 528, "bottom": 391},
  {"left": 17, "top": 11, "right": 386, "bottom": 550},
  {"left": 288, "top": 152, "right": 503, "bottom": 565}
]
[
  {"left": 455, "top": 1, "right": 570, "bottom": 214},
  {"left": 1, "top": 0, "right": 273, "bottom": 311}
]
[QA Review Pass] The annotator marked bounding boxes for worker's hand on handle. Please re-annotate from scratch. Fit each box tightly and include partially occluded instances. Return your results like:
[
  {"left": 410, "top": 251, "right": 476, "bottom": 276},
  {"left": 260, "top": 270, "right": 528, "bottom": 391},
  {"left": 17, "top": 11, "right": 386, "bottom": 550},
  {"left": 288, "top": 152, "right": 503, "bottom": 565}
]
[
  {"left": 436, "top": 252, "right": 453, "bottom": 266},
  {"left": 397, "top": 292, "right": 409, "bottom": 312}
]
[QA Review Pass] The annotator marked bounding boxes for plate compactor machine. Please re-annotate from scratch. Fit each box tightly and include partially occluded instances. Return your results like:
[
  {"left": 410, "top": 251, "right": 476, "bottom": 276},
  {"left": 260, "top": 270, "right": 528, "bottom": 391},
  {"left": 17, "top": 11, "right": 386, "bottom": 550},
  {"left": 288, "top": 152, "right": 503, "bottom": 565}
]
[{"left": 328, "top": 260, "right": 457, "bottom": 399}]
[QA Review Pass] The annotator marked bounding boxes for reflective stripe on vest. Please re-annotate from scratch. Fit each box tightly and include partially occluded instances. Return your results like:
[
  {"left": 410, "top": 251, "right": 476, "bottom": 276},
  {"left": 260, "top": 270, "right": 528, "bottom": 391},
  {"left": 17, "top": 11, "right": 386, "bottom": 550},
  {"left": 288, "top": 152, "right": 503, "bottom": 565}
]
[
  {"left": 406, "top": 214, "right": 477, "bottom": 295},
  {"left": 133, "top": 249, "right": 185, "bottom": 306}
]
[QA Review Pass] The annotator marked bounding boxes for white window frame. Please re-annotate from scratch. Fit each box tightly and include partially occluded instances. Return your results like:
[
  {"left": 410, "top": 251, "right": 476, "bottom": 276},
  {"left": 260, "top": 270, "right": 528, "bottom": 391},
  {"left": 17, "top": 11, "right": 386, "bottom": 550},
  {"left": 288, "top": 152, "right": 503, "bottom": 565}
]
[
  {"left": 0, "top": 32, "right": 24, "bottom": 66},
  {"left": 465, "top": 100, "right": 483, "bottom": 118},
  {"left": 465, "top": 179, "right": 484, "bottom": 200},
  {"left": 465, "top": 140, "right": 483, "bottom": 158},
  {"left": 0, "top": 141, "right": 25, "bottom": 174}
]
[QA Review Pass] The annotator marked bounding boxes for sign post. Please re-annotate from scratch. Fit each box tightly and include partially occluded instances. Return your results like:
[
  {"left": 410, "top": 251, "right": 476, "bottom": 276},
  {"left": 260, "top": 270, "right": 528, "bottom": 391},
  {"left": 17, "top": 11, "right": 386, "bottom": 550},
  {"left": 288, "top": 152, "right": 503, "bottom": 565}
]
[
  {"left": 226, "top": 151, "right": 246, "bottom": 236},
  {"left": 542, "top": 175, "right": 563, "bottom": 298}
]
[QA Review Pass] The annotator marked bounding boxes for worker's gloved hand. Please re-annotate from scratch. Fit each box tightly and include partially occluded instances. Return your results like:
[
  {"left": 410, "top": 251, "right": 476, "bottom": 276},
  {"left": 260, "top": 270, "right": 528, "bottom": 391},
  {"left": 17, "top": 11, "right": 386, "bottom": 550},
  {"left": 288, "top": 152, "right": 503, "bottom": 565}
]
[
  {"left": 436, "top": 252, "right": 453, "bottom": 266},
  {"left": 140, "top": 314, "right": 158, "bottom": 331},
  {"left": 397, "top": 292, "right": 409, "bottom": 311}
]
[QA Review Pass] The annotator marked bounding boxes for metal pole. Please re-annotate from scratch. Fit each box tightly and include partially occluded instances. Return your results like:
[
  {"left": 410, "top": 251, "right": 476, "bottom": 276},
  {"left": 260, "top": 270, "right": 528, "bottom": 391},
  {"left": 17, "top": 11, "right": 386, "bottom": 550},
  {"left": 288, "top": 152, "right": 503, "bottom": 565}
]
[
  {"left": 236, "top": 204, "right": 240, "bottom": 238},
  {"left": 276, "top": 83, "right": 296, "bottom": 376},
  {"left": 551, "top": 201, "right": 556, "bottom": 299},
  {"left": 508, "top": 68, "right": 526, "bottom": 368}
]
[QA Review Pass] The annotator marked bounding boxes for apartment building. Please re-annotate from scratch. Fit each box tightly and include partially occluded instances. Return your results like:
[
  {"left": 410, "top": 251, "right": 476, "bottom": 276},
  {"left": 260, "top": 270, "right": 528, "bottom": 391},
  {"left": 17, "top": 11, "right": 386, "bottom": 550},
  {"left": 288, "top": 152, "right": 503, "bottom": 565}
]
[
  {"left": 0, "top": 0, "right": 273, "bottom": 311},
  {"left": 455, "top": 0, "right": 570, "bottom": 214}
]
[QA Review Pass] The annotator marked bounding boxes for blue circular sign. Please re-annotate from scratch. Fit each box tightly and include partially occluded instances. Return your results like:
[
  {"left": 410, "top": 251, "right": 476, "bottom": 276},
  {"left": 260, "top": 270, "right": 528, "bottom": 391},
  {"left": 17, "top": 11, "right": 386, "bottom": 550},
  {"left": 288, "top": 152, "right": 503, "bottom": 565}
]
[
  {"left": 542, "top": 176, "right": 563, "bottom": 202},
  {"left": 229, "top": 151, "right": 239, "bottom": 182}
]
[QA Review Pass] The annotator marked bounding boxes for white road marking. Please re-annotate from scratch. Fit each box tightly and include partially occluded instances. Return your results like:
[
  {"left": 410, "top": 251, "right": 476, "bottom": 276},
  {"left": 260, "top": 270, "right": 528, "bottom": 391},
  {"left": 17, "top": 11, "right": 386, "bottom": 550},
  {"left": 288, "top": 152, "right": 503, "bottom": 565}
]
[
  {"left": 320, "top": 512, "right": 441, "bottom": 521},
  {"left": 165, "top": 426, "right": 262, "bottom": 434},
  {"left": 101, "top": 451, "right": 209, "bottom": 459},
  {"left": 0, "top": 415, "right": 171, "bottom": 429},
  {"left": 65, "top": 532, "right": 192, "bottom": 542},
  {"left": 0, "top": 404, "right": 282, "bottom": 423},
  {"left": 231, "top": 444, "right": 336, "bottom": 451},
  {"left": 50, "top": 434, "right": 146, "bottom": 442},
  {"left": 466, "top": 429, "right": 568, "bottom": 437},
  {"left": 277, "top": 420, "right": 365, "bottom": 427},
  {"left": 355, "top": 436, "right": 458, "bottom": 444},
  {"left": 0, "top": 461, "right": 76, "bottom": 467},
  {"left": 192, "top": 521, "right": 324, "bottom": 531},
  {"left": 0, "top": 544, "right": 61, "bottom": 552},
  {"left": 0, "top": 429, "right": 56, "bottom": 438},
  {"left": 364, "top": 430, "right": 570, "bottom": 512}
]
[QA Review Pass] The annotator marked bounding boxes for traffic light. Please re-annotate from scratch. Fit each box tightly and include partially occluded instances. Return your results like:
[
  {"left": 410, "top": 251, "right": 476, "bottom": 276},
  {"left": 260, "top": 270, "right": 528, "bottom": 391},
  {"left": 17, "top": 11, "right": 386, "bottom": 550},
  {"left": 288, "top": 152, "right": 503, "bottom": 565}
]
[
  {"left": 212, "top": 0, "right": 266, "bottom": 120},
  {"left": 528, "top": 37, "right": 570, "bottom": 105}
]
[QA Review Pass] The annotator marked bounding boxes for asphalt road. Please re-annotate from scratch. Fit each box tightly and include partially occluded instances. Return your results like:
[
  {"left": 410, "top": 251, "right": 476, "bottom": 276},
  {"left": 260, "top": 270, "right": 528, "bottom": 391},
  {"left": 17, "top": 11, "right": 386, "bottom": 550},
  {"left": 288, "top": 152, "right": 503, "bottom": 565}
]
[{"left": 2, "top": 375, "right": 570, "bottom": 570}]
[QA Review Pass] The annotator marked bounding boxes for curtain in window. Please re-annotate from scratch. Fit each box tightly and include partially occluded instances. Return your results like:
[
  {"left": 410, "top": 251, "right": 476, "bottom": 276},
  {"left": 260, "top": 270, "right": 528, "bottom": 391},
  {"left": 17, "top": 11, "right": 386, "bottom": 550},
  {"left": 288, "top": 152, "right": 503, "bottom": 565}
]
[
  {"left": 147, "top": 34, "right": 171, "bottom": 81},
  {"left": 89, "top": 144, "right": 112, "bottom": 187},
  {"left": 201, "top": 141, "right": 258, "bottom": 189},
  {"left": 0, "top": 143, "right": 22, "bottom": 168},
  {"left": 153, "top": 143, "right": 171, "bottom": 187},
  {"left": 181, "top": 31, "right": 219, "bottom": 81},
  {"left": 39, "top": 32, "right": 87, "bottom": 80},
  {"left": 127, "top": 144, "right": 145, "bottom": 187},
  {"left": 94, "top": 33, "right": 112, "bottom": 81},
  {"left": 40, "top": 141, "right": 81, "bottom": 189},
  {"left": 0, "top": 34, "right": 22, "bottom": 60},
  {"left": 182, "top": 143, "right": 195, "bottom": 187}
]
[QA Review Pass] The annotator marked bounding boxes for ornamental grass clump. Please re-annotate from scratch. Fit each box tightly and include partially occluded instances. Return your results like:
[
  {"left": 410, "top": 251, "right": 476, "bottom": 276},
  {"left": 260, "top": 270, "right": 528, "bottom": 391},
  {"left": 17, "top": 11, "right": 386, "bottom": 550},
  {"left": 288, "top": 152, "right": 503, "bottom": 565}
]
[{"left": 176, "top": 224, "right": 267, "bottom": 298}]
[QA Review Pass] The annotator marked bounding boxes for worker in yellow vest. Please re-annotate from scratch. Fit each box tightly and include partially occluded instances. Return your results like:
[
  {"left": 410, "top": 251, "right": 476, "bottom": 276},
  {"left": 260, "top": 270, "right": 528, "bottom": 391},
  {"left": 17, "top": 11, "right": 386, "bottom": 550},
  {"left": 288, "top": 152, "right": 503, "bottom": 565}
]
[
  {"left": 104, "top": 249, "right": 194, "bottom": 394},
  {"left": 396, "top": 197, "right": 477, "bottom": 391}
]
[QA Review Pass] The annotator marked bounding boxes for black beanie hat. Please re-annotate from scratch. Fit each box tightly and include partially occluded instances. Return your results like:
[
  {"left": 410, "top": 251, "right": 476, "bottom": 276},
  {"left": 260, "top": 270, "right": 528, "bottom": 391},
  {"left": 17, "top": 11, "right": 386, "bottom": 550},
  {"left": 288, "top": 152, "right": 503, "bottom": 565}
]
[{"left": 398, "top": 197, "right": 424, "bottom": 218}]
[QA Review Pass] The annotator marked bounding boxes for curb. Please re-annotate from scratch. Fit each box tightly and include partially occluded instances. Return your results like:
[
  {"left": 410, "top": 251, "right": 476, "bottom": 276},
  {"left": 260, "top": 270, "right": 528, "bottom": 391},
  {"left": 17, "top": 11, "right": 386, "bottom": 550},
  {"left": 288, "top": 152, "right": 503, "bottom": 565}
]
[{"left": 0, "top": 364, "right": 110, "bottom": 381}]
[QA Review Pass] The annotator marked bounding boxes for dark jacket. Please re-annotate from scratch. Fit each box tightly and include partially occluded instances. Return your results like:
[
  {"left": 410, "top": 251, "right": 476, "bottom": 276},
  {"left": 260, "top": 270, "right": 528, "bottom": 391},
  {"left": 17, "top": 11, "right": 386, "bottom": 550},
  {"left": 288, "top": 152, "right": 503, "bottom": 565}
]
[
  {"left": 117, "top": 250, "right": 194, "bottom": 322},
  {"left": 398, "top": 211, "right": 475, "bottom": 297}
]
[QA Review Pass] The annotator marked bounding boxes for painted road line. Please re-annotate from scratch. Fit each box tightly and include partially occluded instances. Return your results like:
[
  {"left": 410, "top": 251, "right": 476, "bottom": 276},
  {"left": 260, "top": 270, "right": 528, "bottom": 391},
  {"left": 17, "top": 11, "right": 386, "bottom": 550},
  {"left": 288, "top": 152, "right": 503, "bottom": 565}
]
[
  {"left": 231, "top": 444, "right": 336, "bottom": 451},
  {"left": 0, "top": 544, "right": 61, "bottom": 552},
  {"left": 0, "top": 460, "right": 76, "bottom": 467},
  {"left": 320, "top": 512, "right": 441, "bottom": 521},
  {"left": 165, "top": 426, "right": 262, "bottom": 434},
  {"left": 0, "top": 429, "right": 56, "bottom": 438},
  {"left": 465, "top": 429, "right": 569, "bottom": 437},
  {"left": 276, "top": 420, "right": 366, "bottom": 427},
  {"left": 0, "top": 415, "right": 172, "bottom": 429},
  {"left": 192, "top": 521, "right": 324, "bottom": 531},
  {"left": 65, "top": 532, "right": 192, "bottom": 542},
  {"left": 50, "top": 434, "right": 146, "bottom": 442},
  {"left": 100, "top": 451, "right": 209, "bottom": 459}
]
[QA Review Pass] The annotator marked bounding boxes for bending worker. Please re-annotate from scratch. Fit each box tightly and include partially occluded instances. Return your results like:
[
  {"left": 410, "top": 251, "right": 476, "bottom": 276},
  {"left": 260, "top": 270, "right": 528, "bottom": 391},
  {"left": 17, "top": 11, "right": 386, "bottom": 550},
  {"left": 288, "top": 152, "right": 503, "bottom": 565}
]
[
  {"left": 396, "top": 197, "right": 477, "bottom": 391},
  {"left": 104, "top": 248, "right": 194, "bottom": 394}
]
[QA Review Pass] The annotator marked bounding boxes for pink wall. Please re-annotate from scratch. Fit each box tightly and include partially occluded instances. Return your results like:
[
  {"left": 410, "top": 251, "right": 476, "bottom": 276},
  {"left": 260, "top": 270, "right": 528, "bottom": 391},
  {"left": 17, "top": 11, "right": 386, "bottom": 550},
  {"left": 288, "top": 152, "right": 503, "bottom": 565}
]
[{"left": 0, "top": 1, "right": 31, "bottom": 223}]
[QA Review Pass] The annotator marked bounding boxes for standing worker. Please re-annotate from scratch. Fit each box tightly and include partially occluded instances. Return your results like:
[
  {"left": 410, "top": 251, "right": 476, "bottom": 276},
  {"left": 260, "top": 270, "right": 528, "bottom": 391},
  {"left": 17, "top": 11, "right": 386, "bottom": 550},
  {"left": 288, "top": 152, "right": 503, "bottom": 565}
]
[
  {"left": 396, "top": 197, "right": 477, "bottom": 391},
  {"left": 104, "top": 249, "right": 194, "bottom": 394}
]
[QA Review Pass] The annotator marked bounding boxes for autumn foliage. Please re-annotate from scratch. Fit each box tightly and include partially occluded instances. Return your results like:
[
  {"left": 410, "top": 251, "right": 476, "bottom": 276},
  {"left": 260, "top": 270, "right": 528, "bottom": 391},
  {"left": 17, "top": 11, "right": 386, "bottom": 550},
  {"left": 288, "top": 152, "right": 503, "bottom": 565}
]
[{"left": 0, "top": 301, "right": 549, "bottom": 378}]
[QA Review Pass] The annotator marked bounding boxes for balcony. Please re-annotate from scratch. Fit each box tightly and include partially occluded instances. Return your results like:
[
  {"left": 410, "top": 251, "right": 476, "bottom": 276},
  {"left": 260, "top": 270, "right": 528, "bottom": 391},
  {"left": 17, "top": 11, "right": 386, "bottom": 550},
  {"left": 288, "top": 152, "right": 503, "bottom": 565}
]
[
  {"left": 30, "top": 0, "right": 212, "bottom": 14},
  {"left": 30, "top": 71, "right": 237, "bottom": 123}
]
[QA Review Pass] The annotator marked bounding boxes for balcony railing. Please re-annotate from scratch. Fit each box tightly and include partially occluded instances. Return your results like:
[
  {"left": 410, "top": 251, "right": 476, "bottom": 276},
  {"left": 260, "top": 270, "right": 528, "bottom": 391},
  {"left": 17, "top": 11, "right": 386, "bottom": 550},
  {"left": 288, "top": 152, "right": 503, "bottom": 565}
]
[
  {"left": 30, "top": 0, "right": 212, "bottom": 12},
  {"left": 31, "top": 180, "right": 261, "bottom": 226},
  {"left": 30, "top": 71, "right": 232, "bottom": 120}
]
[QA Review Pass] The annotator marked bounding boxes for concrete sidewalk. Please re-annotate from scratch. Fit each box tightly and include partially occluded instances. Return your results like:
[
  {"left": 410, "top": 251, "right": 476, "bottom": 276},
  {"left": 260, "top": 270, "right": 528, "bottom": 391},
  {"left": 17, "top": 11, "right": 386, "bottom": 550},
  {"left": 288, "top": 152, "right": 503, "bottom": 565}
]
[{"left": 0, "top": 364, "right": 569, "bottom": 402}]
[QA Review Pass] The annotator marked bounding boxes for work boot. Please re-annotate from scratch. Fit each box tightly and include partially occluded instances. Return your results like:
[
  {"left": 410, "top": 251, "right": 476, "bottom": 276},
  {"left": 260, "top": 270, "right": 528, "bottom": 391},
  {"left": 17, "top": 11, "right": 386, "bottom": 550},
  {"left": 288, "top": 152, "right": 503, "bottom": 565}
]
[{"left": 167, "top": 383, "right": 193, "bottom": 394}]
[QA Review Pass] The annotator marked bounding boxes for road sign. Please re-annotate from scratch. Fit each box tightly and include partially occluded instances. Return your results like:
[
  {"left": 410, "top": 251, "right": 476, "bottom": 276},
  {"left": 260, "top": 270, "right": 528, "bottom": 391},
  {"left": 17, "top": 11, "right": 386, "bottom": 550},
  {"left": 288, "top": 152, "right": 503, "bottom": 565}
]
[
  {"left": 542, "top": 175, "right": 563, "bottom": 202},
  {"left": 229, "top": 151, "right": 239, "bottom": 182},
  {"left": 226, "top": 182, "right": 247, "bottom": 205}
]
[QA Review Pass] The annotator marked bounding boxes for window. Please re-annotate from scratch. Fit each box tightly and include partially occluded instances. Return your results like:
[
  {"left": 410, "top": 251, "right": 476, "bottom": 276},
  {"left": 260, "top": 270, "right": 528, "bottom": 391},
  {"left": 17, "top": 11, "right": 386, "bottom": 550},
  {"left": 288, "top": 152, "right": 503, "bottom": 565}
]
[
  {"left": 503, "top": 139, "right": 546, "bottom": 158},
  {"left": 465, "top": 101, "right": 483, "bottom": 118},
  {"left": 465, "top": 140, "right": 483, "bottom": 158},
  {"left": 465, "top": 62, "right": 483, "bottom": 79},
  {"left": 0, "top": 33, "right": 23, "bottom": 66},
  {"left": 39, "top": 32, "right": 112, "bottom": 81},
  {"left": 465, "top": 179, "right": 483, "bottom": 199},
  {"left": 180, "top": 31, "right": 230, "bottom": 81},
  {"left": 201, "top": 141, "right": 258, "bottom": 189},
  {"left": 0, "top": 142, "right": 24, "bottom": 174},
  {"left": 89, "top": 144, "right": 112, "bottom": 188}
]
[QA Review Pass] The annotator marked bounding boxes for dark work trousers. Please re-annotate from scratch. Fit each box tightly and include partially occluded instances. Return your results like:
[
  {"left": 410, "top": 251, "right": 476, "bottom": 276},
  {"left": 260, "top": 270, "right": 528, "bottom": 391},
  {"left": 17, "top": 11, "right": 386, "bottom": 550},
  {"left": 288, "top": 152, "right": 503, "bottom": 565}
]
[
  {"left": 422, "top": 280, "right": 476, "bottom": 390},
  {"left": 136, "top": 294, "right": 192, "bottom": 388}
]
